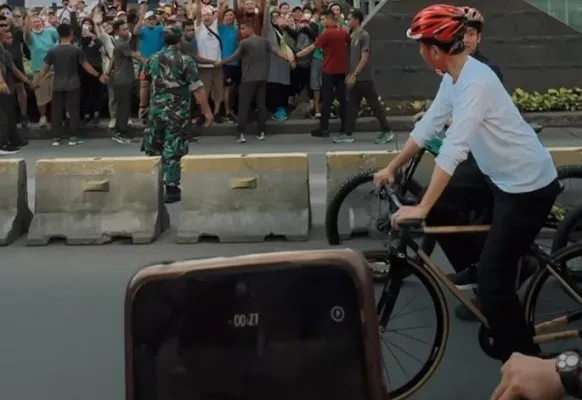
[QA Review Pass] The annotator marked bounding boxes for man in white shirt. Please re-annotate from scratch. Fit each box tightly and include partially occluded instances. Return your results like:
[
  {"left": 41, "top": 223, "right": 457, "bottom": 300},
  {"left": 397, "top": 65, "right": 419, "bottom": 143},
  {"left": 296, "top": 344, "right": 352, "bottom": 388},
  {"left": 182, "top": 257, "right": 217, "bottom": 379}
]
[
  {"left": 374, "top": 4, "right": 560, "bottom": 362},
  {"left": 195, "top": 1, "right": 223, "bottom": 122}
]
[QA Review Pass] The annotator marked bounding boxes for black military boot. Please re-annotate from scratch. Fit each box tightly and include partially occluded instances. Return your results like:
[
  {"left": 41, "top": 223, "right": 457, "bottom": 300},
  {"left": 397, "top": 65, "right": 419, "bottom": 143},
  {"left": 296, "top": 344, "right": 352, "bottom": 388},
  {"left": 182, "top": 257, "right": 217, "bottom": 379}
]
[{"left": 164, "top": 185, "right": 181, "bottom": 204}]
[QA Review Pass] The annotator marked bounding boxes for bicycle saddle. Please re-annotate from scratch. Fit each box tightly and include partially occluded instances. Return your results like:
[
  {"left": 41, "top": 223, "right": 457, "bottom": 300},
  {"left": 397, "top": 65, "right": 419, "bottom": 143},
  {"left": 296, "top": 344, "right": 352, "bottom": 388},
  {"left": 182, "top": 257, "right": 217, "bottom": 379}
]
[{"left": 397, "top": 219, "right": 424, "bottom": 229}]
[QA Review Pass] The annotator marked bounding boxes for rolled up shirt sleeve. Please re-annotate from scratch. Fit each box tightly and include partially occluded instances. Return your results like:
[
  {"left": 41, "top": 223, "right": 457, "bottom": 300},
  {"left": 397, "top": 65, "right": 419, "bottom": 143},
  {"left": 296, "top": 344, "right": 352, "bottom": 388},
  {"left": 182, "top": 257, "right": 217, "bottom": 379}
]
[
  {"left": 436, "top": 79, "right": 488, "bottom": 176},
  {"left": 410, "top": 75, "right": 453, "bottom": 149}
]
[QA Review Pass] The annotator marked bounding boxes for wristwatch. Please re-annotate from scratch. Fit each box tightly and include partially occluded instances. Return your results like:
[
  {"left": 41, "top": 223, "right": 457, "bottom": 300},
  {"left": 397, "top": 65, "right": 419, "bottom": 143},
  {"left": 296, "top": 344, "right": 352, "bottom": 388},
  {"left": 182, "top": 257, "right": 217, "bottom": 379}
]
[{"left": 556, "top": 350, "right": 582, "bottom": 397}]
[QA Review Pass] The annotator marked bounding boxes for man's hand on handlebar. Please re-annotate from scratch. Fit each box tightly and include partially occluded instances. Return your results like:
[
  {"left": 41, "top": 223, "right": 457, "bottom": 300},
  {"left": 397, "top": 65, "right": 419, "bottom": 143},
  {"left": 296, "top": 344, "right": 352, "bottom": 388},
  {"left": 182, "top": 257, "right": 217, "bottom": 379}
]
[
  {"left": 390, "top": 204, "right": 429, "bottom": 229},
  {"left": 373, "top": 166, "right": 397, "bottom": 186},
  {"left": 374, "top": 165, "right": 430, "bottom": 229}
]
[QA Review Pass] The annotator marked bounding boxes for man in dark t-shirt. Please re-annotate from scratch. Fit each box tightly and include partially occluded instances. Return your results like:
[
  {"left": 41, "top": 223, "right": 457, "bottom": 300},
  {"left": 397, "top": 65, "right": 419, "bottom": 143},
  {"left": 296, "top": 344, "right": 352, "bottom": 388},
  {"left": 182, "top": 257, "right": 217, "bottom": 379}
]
[
  {"left": 32, "top": 23, "right": 103, "bottom": 146},
  {"left": 219, "top": 20, "right": 294, "bottom": 143}
]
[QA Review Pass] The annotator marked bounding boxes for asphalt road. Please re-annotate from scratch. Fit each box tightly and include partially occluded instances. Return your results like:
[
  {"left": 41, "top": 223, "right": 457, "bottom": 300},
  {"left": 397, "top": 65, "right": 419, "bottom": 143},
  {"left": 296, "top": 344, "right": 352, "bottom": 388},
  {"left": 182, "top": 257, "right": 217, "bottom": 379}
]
[{"left": 1, "top": 130, "right": 581, "bottom": 400}]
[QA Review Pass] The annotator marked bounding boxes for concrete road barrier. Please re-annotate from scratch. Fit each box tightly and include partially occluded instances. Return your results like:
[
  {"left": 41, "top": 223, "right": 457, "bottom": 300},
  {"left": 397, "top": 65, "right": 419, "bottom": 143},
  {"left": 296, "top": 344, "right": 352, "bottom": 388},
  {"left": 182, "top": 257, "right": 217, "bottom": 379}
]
[
  {"left": 549, "top": 147, "right": 582, "bottom": 166},
  {"left": 0, "top": 159, "right": 33, "bottom": 245},
  {"left": 326, "top": 150, "right": 435, "bottom": 240},
  {"left": 27, "top": 157, "right": 169, "bottom": 246},
  {"left": 178, "top": 153, "right": 310, "bottom": 243},
  {"left": 327, "top": 147, "right": 582, "bottom": 240}
]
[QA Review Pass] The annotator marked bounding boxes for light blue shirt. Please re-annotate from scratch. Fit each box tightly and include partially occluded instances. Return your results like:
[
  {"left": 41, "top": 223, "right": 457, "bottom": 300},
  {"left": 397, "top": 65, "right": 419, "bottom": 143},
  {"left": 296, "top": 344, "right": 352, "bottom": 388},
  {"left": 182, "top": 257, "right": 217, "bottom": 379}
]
[
  {"left": 218, "top": 23, "right": 239, "bottom": 66},
  {"left": 139, "top": 25, "right": 164, "bottom": 58},
  {"left": 411, "top": 56, "right": 557, "bottom": 194},
  {"left": 27, "top": 27, "right": 58, "bottom": 72}
]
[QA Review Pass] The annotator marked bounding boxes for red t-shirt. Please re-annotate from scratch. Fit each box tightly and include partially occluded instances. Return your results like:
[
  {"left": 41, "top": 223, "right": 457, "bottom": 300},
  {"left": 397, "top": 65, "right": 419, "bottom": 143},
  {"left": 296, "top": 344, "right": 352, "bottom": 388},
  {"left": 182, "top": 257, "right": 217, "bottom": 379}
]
[{"left": 314, "top": 26, "right": 350, "bottom": 75}]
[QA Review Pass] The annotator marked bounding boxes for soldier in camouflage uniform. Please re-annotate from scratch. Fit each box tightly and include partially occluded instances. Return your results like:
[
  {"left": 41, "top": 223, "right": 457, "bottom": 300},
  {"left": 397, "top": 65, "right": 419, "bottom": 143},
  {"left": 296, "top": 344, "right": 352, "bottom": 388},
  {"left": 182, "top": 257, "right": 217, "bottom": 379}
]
[{"left": 139, "top": 26, "right": 213, "bottom": 203}]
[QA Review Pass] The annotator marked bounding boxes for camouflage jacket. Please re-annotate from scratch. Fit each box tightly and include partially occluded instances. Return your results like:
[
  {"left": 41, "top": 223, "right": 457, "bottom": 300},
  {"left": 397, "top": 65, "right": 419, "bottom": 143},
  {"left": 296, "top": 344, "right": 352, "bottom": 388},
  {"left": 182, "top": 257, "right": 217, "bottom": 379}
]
[{"left": 140, "top": 45, "right": 203, "bottom": 99}]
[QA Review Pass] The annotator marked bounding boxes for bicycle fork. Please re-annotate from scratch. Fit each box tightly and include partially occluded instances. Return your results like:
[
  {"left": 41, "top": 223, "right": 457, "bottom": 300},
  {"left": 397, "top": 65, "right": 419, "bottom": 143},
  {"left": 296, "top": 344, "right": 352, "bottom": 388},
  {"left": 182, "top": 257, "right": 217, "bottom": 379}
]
[{"left": 377, "top": 250, "right": 409, "bottom": 329}]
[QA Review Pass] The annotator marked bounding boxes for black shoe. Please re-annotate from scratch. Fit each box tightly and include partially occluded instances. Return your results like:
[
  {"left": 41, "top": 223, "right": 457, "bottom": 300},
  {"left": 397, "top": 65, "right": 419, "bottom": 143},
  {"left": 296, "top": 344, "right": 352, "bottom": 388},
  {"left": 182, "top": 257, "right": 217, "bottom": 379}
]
[
  {"left": 448, "top": 267, "right": 478, "bottom": 290},
  {"left": 0, "top": 143, "right": 20, "bottom": 155},
  {"left": 19, "top": 116, "right": 29, "bottom": 128},
  {"left": 311, "top": 129, "right": 329, "bottom": 138},
  {"left": 12, "top": 138, "right": 29, "bottom": 148},
  {"left": 454, "top": 298, "right": 480, "bottom": 322},
  {"left": 164, "top": 185, "right": 181, "bottom": 204}
]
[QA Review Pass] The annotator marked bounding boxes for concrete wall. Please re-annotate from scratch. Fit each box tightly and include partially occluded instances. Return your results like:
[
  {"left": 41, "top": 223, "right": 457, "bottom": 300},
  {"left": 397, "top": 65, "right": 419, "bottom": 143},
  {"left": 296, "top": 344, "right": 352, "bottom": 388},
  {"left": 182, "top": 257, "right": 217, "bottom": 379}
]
[{"left": 364, "top": 0, "right": 582, "bottom": 99}]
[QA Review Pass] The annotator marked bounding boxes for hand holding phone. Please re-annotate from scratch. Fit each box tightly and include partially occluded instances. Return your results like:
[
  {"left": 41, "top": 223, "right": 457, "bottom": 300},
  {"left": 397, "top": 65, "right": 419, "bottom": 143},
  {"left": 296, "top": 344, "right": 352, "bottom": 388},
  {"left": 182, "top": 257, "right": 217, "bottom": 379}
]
[{"left": 126, "top": 250, "right": 386, "bottom": 400}]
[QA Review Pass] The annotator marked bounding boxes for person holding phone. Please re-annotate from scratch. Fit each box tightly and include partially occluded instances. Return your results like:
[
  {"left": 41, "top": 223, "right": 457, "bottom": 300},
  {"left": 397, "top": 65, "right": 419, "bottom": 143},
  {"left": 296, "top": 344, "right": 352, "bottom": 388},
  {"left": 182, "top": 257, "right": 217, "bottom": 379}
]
[{"left": 79, "top": 17, "right": 103, "bottom": 125}]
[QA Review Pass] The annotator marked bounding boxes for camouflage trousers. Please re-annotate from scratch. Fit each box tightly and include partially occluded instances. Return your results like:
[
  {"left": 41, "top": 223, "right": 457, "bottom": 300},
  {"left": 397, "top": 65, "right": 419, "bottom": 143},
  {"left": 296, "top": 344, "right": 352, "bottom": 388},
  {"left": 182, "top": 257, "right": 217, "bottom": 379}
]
[{"left": 141, "top": 95, "right": 190, "bottom": 186}]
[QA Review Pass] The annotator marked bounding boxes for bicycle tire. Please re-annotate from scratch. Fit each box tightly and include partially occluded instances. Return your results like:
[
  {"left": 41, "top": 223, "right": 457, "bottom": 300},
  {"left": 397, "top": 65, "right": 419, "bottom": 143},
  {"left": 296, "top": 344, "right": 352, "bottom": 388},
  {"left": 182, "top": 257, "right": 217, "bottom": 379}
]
[
  {"left": 552, "top": 203, "right": 582, "bottom": 253},
  {"left": 325, "top": 169, "right": 424, "bottom": 245},
  {"left": 524, "top": 242, "right": 582, "bottom": 335},
  {"left": 557, "top": 164, "right": 582, "bottom": 181},
  {"left": 365, "top": 250, "right": 449, "bottom": 400}
]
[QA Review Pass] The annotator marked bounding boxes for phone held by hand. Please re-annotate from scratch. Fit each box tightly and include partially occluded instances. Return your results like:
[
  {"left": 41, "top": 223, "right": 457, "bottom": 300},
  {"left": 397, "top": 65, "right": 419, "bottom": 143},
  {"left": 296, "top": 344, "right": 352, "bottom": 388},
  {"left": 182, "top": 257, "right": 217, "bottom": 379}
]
[{"left": 125, "top": 249, "right": 388, "bottom": 400}]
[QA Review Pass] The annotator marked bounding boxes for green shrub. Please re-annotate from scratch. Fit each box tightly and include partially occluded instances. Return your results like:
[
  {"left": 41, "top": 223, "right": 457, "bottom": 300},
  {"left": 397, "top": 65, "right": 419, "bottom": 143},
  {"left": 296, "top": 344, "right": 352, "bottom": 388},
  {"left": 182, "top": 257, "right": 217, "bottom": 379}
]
[{"left": 511, "top": 87, "right": 582, "bottom": 112}]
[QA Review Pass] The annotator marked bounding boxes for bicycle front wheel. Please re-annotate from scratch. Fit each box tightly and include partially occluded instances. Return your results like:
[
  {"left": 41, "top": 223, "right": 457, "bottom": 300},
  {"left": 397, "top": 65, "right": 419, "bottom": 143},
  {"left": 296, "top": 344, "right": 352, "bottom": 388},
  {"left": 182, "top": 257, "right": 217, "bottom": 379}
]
[
  {"left": 365, "top": 250, "right": 449, "bottom": 400},
  {"left": 524, "top": 242, "right": 582, "bottom": 355},
  {"left": 325, "top": 169, "right": 424, "bottom": 245}
]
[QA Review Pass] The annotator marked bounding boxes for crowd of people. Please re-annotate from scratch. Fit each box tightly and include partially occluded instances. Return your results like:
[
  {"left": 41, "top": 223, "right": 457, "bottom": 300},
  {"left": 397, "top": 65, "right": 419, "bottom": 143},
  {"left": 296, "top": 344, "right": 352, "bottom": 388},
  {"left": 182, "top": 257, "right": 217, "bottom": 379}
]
[{"left": 0, "top": 0, "right": 394, "bottom": 153}]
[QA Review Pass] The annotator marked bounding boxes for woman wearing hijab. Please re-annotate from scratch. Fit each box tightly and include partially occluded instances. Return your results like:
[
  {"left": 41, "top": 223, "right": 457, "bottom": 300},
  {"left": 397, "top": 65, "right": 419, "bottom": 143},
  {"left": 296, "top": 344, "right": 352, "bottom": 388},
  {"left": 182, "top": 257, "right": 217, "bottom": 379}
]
[{"left": 265, "top": 8, "right": 294, "bottom": 121}]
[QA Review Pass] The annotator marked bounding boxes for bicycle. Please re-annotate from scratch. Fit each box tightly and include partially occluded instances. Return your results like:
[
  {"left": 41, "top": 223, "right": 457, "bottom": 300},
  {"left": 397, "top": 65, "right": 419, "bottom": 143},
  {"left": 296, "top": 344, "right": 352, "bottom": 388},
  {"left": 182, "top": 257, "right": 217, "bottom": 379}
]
[
  {"left": 370, "top": 184, "right": 582, "bottom": 399},
  {"left": 326, "top": 136, "right": 582, "bottom": 278}
]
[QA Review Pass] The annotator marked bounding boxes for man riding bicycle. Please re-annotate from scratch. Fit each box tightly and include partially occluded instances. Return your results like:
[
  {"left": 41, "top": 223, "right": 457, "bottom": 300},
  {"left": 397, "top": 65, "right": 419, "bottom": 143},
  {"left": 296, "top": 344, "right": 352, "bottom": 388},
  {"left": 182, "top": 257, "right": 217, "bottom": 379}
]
[
  {"left": 374, "top": 4, "right": 560, "bottom": 362},
  {"left": 411, "top": 6, "right": 506, "bottom": 322},
  {"left": 413, "top": 7, "right": 502, "bottom": 124}
]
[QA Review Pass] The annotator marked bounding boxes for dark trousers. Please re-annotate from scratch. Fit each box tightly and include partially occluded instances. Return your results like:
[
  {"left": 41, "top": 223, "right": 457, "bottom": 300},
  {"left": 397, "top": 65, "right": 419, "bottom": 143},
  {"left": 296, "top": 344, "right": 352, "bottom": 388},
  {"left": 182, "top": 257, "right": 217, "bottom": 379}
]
[
  {"left": 265, "top": 82, "right": 287, "bottom": 113},
  {"left": 80, "top": 67, "right": 103, "bottom": 117},
  {"left": 0, "top": 92, "right": 18, "bottom": 145},
  {"left": 237, "top": 80, "right": 267, "bottom": 135},
  {"left": 345, "top": 80, "right": 390, "bottom": 135},
  {"left": 291, "top": 65, "right": 311, "bottom": 98},
  {"left": 478, "top": 179, "right": 559, "bottom": 361},
  {"left": 320, "top": 73, "right": 346, "bottom": 132},
  {"left": 115, "top": 83, "right": 133, "bottom": 134},
  {"left": 426, "top": 155, "right": 493, "bottom": 272},
  {"left": 52, "top": 89, "right": 81, "bottom": 139}
]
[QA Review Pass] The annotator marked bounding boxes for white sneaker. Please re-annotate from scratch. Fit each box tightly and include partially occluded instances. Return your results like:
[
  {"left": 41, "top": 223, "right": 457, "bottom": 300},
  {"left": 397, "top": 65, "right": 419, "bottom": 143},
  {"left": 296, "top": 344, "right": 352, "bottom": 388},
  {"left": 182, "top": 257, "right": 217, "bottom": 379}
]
[
  {"left": 108, "top": 118, "right": 116, "bottom": 129},
  {"left": 236, "top": 134, "right": 246, "bottom": 144},
  {"left": 257, "top": 132, "right": 265, "bottom": 141},
  {"left": 38, "top": 116, "right": 48, "bottom": 128}
]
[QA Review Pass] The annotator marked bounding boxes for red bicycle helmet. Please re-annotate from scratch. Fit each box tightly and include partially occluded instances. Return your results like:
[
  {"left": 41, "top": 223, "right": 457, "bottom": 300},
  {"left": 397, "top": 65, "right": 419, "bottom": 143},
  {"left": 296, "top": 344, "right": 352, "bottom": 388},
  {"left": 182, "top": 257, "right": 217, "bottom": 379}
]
[{"left": 406, "top": 4, "right": 466, "bottom": 50}]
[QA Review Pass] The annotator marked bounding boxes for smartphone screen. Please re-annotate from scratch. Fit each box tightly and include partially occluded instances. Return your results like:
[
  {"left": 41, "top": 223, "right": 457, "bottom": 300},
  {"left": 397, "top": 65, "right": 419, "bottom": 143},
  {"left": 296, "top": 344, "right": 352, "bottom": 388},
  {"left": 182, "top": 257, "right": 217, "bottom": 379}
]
[{"left": 130, "top": 264, "right": 370, "bottom": 400}]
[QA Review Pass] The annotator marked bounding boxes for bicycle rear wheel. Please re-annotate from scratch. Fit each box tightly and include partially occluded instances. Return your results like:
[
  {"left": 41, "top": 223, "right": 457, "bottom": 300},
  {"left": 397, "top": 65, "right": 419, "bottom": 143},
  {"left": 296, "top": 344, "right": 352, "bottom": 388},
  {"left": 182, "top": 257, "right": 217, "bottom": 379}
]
[
  {"left": 365, "top": 250, "right": 449, "bottom": 400},
  {"left": 524, "top": 243, "right": 582, "bottom": 355},
  {"left": 547, "top": 165, "right": 582, "bottom": 234},
  {"left": 552, "top": 203, "right": 582, "bottom": 252}
]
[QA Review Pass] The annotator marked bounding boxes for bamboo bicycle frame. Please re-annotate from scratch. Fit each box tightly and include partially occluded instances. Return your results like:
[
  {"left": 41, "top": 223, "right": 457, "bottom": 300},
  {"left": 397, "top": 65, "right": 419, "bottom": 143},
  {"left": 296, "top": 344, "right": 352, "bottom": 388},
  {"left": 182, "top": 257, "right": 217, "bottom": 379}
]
[{"left": 406, "top": 224, "right": 582, "bottom": 344}]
